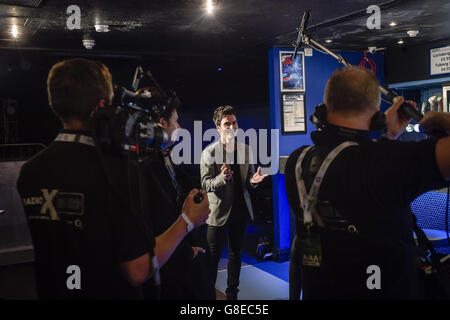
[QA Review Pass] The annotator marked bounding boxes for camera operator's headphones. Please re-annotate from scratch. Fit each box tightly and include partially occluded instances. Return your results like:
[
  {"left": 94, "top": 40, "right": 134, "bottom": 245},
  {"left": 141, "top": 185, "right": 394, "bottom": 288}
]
[{"left": 310, "top": 103, "right": 386, "bottom": 138}]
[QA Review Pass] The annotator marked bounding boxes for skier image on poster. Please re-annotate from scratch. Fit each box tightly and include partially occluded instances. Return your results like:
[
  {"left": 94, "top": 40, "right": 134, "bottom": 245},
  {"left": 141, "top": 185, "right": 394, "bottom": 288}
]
[{"left": 281, "top": 52, "right": 304, "bottom": 91}]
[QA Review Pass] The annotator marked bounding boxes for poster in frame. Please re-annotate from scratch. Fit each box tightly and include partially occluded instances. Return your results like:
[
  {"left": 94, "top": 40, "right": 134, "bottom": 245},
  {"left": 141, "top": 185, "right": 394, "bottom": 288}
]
[
  {"left": 280, "top": 93, "right": 307, "bottom": 134},
  {"left": 279, "top": 51, "right": 305, "bottom": 92}
]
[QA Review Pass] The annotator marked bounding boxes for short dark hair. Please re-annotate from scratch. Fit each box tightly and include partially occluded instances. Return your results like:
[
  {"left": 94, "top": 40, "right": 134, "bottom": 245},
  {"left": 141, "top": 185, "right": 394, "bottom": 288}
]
[
  {"left": 324, "top": 67, "right": 381, "bottom": 115},
  {"left": 47, "top": 58, "right": 113, "bottom": 123},
  {"left": 159, "top": 104, "right": 177, "bottom": 122},
  {"left": 213, "top": 105, "right": 236, "bottom": 127}
]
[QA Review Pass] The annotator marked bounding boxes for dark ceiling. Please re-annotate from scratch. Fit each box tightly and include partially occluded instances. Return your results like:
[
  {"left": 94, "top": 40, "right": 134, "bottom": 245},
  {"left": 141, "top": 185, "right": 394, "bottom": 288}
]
[
  {"left": 0, "top": 0, "right": 449, "bottom": 144},
  {"left": 0, "top": 0, "right": 449, "bottom": 59}
]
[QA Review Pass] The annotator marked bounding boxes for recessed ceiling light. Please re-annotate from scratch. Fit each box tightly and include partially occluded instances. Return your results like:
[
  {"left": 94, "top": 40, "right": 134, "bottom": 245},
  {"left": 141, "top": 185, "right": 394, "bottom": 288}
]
[
  {"left": 407, "top": 30, "right": 419, "bottom": 37},
  {"left": 95, "top": 25, "right": 110, "bottom": 33},
  {"left": 11, "top": 24, "right": 18, "bottom": 38},
  {"left": 389, "top": 22, "right": 397, "bottom": 27},
  {"left": 325, "top": 39, "right": 332, "bottom": 43},
  {"left": 83, "top": 34, "right": 95, "bottom": 49},
  {"left": 206, "top": 0, "right": 214, "bottom": 15},
  {"left": 398, "top": 40, "right": 404, "bottom": 44}
]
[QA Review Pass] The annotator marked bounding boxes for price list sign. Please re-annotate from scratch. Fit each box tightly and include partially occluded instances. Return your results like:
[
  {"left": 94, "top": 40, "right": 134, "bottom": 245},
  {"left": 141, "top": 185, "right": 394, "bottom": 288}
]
[{"left": 430, "top": 45, "right": 450, "bottom": 76}]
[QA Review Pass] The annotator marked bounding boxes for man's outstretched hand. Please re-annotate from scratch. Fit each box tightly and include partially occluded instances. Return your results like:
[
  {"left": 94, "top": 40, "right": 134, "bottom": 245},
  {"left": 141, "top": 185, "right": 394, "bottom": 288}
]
[{"left": 250, "top": 166, "right": 269, "bottom": 184}]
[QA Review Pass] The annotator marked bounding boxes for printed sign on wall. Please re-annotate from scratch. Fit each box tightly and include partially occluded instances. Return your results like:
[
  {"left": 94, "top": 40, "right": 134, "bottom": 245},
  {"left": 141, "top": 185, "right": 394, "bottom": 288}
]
[
  {"left": 281, "top": 93, "right": 306, "bottom": 134},
  {"left": 430, "top": 45, "right": 450, "bottom": 76}
]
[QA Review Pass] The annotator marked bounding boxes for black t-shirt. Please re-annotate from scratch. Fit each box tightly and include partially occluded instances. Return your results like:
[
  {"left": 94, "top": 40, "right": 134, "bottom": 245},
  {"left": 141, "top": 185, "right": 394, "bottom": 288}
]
[
  {"left": 285, "top": 128, "right": 448, "bottom": 299},
  {"left": 230, "top": 149, "right": 248, "bottom": 219},
  {"left": 16, "top": 130, "right": 153, "bottom": 299}
]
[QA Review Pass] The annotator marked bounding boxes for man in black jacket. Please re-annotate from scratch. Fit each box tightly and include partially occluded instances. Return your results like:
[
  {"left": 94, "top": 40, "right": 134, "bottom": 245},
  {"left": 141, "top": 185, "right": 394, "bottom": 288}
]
[
  {"left": 285, "top": 67, "right": 450, "bottom": 299},
  {"left": 142, "top": 102, "right": 215, "bottom": 299},
  {"left": 17, "top": 58, "right": 210, "bottom": 299}
]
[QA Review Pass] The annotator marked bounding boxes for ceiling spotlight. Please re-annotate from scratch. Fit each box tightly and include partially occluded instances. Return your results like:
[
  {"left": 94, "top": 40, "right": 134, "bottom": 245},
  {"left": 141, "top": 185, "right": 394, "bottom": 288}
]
[
  {"left": 325, "top": 39, "right": 332, "bottom": 43},
  {"left": 368, "top": 46, "right": 377, "bottom": 54},
  {"left": 83, "top": 34, "right": 95, "bottom": 49},
  {"left": 11, "top": 24, "right": 18, "bottom": 38},
  {"left": 95, "top": 24, "right": 110, "bottom": 33},
  {"left": 397, "top": 40, "right": 404, "bottom": 44},
  {"left": 206, "top": 0, "right": 215, "bottom": 15},
  {"left": 407, "top": 30, "right": 419, "bottom": 37},
  {"left": 389, "top": 22, "right": 397, "bottom": 27}
]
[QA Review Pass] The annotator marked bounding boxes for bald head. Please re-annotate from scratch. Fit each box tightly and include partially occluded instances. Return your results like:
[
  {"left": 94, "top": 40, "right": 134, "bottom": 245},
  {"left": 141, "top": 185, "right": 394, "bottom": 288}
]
[{"left": 324, "top": 67, "right": 381, "bottom": 116}]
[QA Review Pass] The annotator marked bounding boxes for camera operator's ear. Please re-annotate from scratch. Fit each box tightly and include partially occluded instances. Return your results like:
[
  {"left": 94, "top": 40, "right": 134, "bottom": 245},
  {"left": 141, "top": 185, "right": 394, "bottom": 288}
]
[
  {"left": 369, "top": 110, "right": 386, "bottom": 132},
  {"left": 168, "top": 89, "right": 181, "bottom": 107},
  {"left": 99, "top": 99, "right": 106, "bottom": 108},
  {"left": 92, "top": 99, "right": 106, "bottom": 113},
  {"left": 173, "top": 96, "right": 181, "bottom": 108},
  {"left": 159, "top": 116, "right": 168, "bottom": 128}
]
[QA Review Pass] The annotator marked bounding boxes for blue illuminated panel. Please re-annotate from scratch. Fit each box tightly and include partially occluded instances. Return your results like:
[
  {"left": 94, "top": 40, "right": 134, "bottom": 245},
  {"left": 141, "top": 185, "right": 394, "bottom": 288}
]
[{"left": 411, "top": 191, "right": 450, "bottom": 254}]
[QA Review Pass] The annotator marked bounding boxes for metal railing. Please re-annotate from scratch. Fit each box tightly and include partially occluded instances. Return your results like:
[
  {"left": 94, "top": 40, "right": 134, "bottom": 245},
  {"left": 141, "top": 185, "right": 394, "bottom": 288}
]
[{"left": 0, "top": 143, "right": 46, "bottom": 162}]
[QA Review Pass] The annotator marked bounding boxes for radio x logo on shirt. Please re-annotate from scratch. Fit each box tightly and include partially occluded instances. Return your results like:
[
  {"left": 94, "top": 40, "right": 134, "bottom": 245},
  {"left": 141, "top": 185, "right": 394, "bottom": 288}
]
[{"left": 40, "top": 189, "right": 60, "bottom": 221}]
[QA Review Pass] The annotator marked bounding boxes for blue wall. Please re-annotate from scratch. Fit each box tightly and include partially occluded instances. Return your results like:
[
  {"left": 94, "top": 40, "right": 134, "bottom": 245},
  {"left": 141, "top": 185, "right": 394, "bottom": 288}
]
[{"left": 268, "top": 47, "right": 385, "bottom": 260}]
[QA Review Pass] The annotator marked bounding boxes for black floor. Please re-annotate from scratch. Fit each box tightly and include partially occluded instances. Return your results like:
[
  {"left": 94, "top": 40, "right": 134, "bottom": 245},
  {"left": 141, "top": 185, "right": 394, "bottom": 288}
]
[
  {"left": 0, "top": 220, "right": 273, "bottom": 300},
  {"left": 0, "top": 262, "right": 37, "bottom": 300}
]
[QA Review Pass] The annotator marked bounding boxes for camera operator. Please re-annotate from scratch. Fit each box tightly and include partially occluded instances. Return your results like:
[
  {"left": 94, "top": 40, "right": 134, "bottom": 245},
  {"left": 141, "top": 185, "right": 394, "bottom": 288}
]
[
  {"left": 16, "top": 58, "right": 210, "bottom": 299},
  {"left": 285, "top": 67, "right": 450, "bottom": 299},
  {"left": 141, "top": 95, "right": 216, "bottom": 300}
]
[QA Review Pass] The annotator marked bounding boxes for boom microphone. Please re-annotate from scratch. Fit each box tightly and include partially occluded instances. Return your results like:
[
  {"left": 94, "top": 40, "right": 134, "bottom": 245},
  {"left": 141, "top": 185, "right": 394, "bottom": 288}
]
[
  {"left": 292, "top": 10, "right": 423, "bottom": 123},
  {"left": 293, "top": 10, "right": 311, "bottom": 59}
]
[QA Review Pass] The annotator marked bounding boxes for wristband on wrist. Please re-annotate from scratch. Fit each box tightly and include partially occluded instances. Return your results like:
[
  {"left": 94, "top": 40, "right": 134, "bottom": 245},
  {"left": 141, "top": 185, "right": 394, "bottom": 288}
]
[{"left": 180, "top": 212, "right": 194, "bottom": 233}]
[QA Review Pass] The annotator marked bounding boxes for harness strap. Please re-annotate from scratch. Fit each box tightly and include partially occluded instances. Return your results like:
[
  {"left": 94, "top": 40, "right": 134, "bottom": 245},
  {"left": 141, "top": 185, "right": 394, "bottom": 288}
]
[{"left": 295, "top": 141, "right": 357, "bottom": 226}]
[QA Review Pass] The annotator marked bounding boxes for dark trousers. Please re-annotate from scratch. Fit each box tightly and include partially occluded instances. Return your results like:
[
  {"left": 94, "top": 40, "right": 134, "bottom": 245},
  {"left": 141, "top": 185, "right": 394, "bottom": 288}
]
[
  {"left": 289, "top": 234, "right": 303, "bottom": 300},
  {"left": 207, "top": 211, "right": 249, "bottom": 296}
]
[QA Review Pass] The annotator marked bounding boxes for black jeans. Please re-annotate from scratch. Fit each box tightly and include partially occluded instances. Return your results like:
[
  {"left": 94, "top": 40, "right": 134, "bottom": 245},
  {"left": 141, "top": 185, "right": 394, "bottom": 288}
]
[
  {"left": 207, "top": 210, "right": 249, "bottom": 296},
  {"left": 289, "top": 234, "right": 303, "bottom": 300}
]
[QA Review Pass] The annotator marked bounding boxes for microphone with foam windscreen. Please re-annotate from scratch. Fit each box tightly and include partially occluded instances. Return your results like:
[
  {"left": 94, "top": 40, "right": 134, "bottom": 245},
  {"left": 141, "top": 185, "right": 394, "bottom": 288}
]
[
  {"left": 293, "top": 10, "right": 311, "bottom": 60},
  {"left": 292, "top": 10, "right": 423, "bottom": 123}
]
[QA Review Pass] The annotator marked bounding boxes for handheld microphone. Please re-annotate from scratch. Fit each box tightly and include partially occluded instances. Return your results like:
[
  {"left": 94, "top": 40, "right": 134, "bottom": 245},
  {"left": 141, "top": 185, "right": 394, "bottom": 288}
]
[
  {"left": 194, "top": 192, "right": 203, "bottom": 204},
  {"left": 293, "top": 10, "right": 311, "bottom": 60}
]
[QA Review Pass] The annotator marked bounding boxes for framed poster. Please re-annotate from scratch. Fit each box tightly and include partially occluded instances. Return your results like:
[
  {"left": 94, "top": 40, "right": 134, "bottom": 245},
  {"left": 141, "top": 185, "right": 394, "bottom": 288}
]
[
  {"left": 281, "top": 93, "right": 306, "bottom": 134},
  {"left": 279, "top": 51, "right": 305, "bottom": 92}
]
